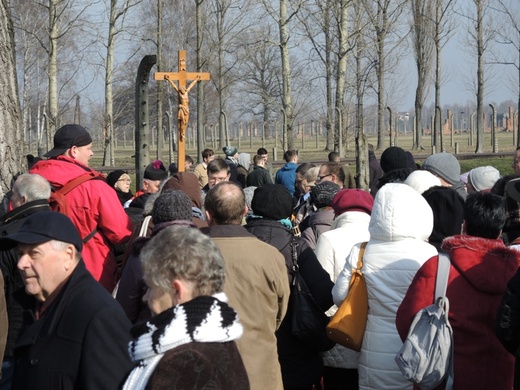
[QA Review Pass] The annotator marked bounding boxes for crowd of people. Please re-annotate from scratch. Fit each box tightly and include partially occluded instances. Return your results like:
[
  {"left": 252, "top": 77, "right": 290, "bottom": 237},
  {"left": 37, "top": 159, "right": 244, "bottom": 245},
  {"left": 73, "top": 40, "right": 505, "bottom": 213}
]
[{"left": 1, "top": 123, "right": 520, "bottom": 389}]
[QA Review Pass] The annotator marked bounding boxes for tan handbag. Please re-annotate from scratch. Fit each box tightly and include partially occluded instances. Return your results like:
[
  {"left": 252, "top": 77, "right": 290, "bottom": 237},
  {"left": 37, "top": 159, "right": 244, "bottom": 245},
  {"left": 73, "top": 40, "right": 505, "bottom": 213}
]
[{"left": 326, "top": 242, "right": 368, "bottom": 351}]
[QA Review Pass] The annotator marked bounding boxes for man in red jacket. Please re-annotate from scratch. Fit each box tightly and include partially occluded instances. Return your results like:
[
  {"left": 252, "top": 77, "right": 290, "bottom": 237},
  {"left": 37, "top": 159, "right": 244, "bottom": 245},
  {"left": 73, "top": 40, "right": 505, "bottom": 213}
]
[
  {"left": 30, "top": 124, "right": 133, "bottom": 292},
  {"left": 397, "top": 192, "right": 520, "bottom": 390}
]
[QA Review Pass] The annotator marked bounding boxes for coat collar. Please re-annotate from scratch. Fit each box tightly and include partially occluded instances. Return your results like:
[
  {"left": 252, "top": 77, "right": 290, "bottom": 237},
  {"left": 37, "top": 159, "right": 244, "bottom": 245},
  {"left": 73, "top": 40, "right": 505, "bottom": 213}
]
[{"left": 0, "top": 200, "right": 50, "bottom": 225}]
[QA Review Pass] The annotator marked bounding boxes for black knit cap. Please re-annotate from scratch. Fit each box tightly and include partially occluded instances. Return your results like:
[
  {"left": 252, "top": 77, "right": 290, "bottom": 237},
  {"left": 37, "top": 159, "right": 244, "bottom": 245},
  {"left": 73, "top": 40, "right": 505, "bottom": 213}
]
[
  {"left": 252, "top": 184, "right": 293, "bottom": 220},
  {"left": 144, "top": 160, "right": 168, "bottom": 181},
  {"left": 106, "top": 170, "right": 127, "bottom": 188},
  {"left": 423, "top": 186, "right": 464, "bottom": 251},
  {"left": 44, "top": 124, "right": 93, "bottom": 158},
  {"left": 311, "top": 181, "right": 341, "bottom": 208},
  {"left": 380, "top": 146, "right": 408, "bottom": 173}
]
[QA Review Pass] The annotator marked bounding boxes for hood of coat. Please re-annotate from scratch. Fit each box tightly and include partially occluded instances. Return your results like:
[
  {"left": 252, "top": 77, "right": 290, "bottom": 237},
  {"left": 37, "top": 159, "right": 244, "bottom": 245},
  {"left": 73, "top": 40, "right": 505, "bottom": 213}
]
[
  {"left": 442, "top": 235, "right": 520, "bottom": 294},
  {"left": 29, "top": 156, "right": 101, "bottom": 189},
  {"left": 279, "top": 162, "right": 297, "bottom": 172},
  {"left": 162, "top": 172, "right": 202, "bottom": 209},
  {"left": 369, "top": 182, "right": 433, "bottom": 242},
  {"left": 237, "top": 153, "right": 251, "bottom": 169}
]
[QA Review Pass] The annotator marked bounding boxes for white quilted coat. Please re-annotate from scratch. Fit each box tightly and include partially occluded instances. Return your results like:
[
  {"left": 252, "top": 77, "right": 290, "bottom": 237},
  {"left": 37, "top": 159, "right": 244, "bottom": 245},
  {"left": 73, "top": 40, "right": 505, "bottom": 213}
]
[
  {"left": 332, "top": 183, "right": 438, "bottom": 390},
  {"left": 315, "top": 211, "right": 371, "bottom": 369}
]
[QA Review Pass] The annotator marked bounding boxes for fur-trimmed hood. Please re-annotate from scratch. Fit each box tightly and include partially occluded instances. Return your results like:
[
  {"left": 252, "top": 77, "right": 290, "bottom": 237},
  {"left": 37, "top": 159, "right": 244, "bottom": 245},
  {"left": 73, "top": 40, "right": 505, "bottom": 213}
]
[{"left": 442, "top": 235, "right": 520, "bottom": 294}]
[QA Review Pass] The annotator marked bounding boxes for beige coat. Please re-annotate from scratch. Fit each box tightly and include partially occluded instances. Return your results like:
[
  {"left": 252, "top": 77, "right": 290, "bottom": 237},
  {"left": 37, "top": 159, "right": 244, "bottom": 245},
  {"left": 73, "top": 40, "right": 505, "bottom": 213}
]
[{"left": 209, "top": 225, "right": 289, "bottom": 390}]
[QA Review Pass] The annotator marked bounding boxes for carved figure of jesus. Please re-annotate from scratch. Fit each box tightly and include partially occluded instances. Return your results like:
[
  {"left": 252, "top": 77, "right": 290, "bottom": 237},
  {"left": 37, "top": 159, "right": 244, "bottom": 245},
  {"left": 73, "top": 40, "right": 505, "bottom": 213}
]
[{"left": 169, "top": 77, "right": 200, "bottom": 135}]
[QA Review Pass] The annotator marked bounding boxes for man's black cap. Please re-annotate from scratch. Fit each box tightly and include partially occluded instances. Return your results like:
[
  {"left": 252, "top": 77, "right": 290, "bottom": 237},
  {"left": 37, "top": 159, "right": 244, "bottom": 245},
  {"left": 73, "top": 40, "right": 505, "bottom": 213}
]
[
  {"left": 44, "top": 124, "right": 93, "bottom": 158},
  {"left": 0, "top": 211, "right": 83, "bottom": 252}
]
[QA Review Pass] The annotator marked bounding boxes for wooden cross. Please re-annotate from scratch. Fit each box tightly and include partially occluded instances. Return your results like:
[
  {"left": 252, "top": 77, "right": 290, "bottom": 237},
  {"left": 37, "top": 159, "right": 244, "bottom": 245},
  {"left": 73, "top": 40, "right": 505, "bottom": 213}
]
[{"left": 155, "top": 50, "right": 210, "bottom": 172}]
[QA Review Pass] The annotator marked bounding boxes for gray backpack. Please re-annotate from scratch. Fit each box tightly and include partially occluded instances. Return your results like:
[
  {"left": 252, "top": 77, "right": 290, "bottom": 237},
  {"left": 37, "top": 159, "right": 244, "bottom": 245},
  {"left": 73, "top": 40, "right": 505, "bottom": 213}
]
[{"left": 395, "top": 253, "right": 454, "bottom": 390}]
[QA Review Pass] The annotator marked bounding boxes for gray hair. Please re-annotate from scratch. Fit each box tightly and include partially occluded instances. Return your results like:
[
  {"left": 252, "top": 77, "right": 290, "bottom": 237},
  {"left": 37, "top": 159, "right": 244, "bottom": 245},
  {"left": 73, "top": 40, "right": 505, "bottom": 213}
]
[
  {"left": 13, "top": 174, "right": 51, "bottom": 202},
  {"left": 49, "top": 240, "right": 81, "bottom": 262},
  {"left": 140, "top": 226, "right": 226, "bottom": 297}
]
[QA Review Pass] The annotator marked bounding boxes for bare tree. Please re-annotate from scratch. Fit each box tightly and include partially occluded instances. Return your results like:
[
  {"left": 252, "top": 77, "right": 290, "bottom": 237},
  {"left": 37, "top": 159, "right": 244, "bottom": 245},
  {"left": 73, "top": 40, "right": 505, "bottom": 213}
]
[
  {"left": 492, "top": 0, "right": 520, "bottom": 146},
  {"left": 260, "top": 0, "right": 303, "bottom": 150},
  {"left": 362, "top": 0, "right": 408, "bottom": 150},
  {"left": 236, "top": 26, "right": 282, "bottom": 125},
  {"left": 104, "top": 0, "right": 140, "bottom": 166},
  {"left": 0, "top": 0, "right": 24, "bottom": 199},
  {"left": 411, "top": 0, "right": 435, "bottom": 150},
  {"left": 431, "top": 0, "right": 455, "bottom": 150}
]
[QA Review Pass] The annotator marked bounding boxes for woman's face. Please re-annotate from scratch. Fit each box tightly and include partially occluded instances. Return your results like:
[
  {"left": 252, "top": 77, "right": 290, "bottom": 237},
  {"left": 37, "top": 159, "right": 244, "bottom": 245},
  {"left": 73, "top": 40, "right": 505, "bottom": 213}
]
[
  {"left": 114, "top": 174, "right": 131, "bottom": 193},
  {"left": 143, "top": 284, "right": 176, "bottom": 316}
]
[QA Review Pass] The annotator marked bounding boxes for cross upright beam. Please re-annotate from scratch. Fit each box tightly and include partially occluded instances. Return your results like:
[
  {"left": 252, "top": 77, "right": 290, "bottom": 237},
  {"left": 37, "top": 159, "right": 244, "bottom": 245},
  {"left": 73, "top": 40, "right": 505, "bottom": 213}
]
[{"left": 155, "top": 50, "right": 210, "bottom": 172}]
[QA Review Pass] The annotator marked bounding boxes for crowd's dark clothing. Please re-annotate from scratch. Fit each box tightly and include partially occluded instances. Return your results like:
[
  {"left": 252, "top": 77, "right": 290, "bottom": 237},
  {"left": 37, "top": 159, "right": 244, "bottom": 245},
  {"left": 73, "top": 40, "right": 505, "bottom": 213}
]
[
  {"left": 125, "top": 192, "right": 153, "bottom": 226},
  {"left": 116, "top": 220, "right": 197, "bottom": 324},
  {"left": 225, "top": 157, "right": 239, "bottom": 183},
  {"left": 13, "top": 261, "right": 133, "bottom": 390},
  {"left": 375, "top": 167, "right": 413, "bottom": 193},
  {"left": 422, "top": 186, "right": 464, "bottom": 251},
  {"left": 247, "top": 165, "right": 273, "bottom": 188},
  {"left": 301, "top": 208, "right": 335, "bottom": 250},
  {"left": 369, "top": 150, "right": 383, "bottom": 196},
  {"left": 497, "top": 267, "right": 520, "bottom": 390},
  {"left": 245, "top": 217, "right": 334, "bottom": 389},
  {"left": 0, "top": 275, "right": 7, "bottom": 384},
  {"left": 237, "top": 164, "right": 249, "bottom": 188},
  {"left": 114, "top": 188, "right": 133, "bottom": 206},
  {"left": 0, "top": 199, "right": 50, "bottom": 360}
]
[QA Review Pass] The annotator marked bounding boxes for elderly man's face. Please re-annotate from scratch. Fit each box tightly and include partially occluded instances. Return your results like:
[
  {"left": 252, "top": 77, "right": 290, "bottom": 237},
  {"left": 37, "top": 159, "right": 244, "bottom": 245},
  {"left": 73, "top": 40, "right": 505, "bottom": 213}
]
[
  {"left": 143, "top": 179, "right": 161, "bottom": 194},
  {"left": 17, "top": 241, "right": 74, "bottom": 302}
]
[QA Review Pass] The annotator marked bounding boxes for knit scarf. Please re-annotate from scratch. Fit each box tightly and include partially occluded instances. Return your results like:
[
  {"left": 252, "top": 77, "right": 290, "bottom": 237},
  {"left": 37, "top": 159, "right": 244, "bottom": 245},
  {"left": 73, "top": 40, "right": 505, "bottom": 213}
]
[{"left": 122, "top": 293, "right": 242, "bottom": 390}]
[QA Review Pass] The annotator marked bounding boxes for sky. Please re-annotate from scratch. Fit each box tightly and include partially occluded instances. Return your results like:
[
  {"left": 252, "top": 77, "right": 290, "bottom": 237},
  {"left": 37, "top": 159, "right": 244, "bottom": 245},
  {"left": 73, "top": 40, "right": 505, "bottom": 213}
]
[{"left": 398, "top": 0, "right": 520, "bottom": 113}]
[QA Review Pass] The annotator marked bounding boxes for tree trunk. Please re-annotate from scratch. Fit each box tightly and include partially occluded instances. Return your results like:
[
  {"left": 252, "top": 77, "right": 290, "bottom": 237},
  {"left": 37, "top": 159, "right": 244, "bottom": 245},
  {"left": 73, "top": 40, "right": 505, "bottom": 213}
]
[
  {"left": 280, "top": 0, "right": 294, "bottom": 149},
  {"left": 48, "top": 0, "right": 59, "bottom": 141},
  {"left": 196, "top": 0, "right": 205, "bottom": 163},
  {"left": 0, "top": 0, "right": 24, "bottom": 201},
  {"left": 156, "top": 0, "right": 164, "bottom": 162},
  {"left": 335, "top": 0, "right": 348, "bottom": 155},
  {"left": 475, "top": 0, "right": 484, "bottom": 153}
]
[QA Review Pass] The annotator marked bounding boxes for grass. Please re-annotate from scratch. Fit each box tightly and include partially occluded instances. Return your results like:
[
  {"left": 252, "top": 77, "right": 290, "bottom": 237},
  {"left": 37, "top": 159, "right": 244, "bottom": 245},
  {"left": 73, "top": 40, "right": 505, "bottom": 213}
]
[{"left": 89, "top": 128, "right": 518, "bottom": 179}]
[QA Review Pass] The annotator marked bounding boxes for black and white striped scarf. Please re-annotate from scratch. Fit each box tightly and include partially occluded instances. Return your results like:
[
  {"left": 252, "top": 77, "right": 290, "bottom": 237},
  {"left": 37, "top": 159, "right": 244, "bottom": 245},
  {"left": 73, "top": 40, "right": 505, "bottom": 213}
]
[{"left": 122, "top": 292, "right": 243, "bottom": 390}]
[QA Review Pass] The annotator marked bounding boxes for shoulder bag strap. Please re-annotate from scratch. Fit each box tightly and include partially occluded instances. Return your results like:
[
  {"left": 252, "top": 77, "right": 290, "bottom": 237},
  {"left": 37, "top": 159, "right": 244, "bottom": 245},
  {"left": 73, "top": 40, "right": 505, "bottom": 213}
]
[
  {"left": 355, "top": 242, "right": 368, "bottom": 271},
  {"left": 436, "top": 252, "right": 454, "bottom": 390},
  {"left": 435, "top": 253, "right": 451, "bottom": 300}
]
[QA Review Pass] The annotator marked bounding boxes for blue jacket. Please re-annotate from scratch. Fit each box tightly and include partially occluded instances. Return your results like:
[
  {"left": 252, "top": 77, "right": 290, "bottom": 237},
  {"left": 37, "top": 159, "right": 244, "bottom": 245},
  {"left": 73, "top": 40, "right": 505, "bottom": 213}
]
[{"left": 275, "top": 162, "right": 298, "bottom": 195}]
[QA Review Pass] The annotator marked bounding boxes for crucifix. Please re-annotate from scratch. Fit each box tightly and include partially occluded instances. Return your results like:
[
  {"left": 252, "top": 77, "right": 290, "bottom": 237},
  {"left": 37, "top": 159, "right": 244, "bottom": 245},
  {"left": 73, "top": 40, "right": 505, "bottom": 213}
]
[{"left": 155, "top": 50, "right": 210, "bottom": 172}]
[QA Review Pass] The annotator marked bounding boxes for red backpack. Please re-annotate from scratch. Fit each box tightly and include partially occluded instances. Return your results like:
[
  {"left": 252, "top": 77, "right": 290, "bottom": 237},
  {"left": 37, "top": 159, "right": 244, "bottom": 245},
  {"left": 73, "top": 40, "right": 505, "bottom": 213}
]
[{"left": 49, "top": 172, "right": 101, "bottom": 242}]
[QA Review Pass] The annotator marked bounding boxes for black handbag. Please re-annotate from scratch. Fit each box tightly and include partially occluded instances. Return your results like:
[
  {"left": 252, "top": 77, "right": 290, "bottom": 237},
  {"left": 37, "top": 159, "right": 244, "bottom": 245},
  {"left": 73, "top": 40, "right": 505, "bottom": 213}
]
[{"left": 289, "top": 239, "right": 335, "bottom": 352}]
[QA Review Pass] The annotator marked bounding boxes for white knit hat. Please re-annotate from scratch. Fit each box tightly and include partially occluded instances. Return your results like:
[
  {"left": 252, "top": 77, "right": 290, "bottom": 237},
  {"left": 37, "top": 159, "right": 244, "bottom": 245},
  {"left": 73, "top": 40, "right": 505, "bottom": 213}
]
[
  {"left": 404, "top": 170, "right": 442, "bottom": 194},
  {"left": 468, "top": 166, "right": 500, "bottom": 192}
]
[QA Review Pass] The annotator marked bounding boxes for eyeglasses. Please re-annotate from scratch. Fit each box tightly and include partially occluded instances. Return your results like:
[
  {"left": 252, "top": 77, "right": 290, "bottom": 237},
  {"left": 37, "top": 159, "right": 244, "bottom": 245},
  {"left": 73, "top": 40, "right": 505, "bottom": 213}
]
[
  {"left": 117, "top": 178, "right": 131, "bottom": 183},
  {"left": 317, "top": 174, "right": 332, "bottom": 182}
]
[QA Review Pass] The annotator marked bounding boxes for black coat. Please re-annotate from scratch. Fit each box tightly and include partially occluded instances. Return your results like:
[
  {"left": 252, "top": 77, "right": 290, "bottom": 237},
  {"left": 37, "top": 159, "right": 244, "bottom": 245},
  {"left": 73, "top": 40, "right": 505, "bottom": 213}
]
[
  {"left": 13, "top": 261, "right": 133, "bottom": 390},
  {"left": 244, "top": 218, "right": 334, "bottom": 389}
]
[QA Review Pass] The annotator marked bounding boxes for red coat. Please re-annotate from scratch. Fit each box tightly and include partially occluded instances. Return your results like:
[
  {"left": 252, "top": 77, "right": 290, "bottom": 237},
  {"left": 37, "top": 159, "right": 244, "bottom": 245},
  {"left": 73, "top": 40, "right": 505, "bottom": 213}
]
[
  {"left": 30, "top": 156, "right": 133, "bottom": 291},
  {"left": 396, "top": 235, "right": 520, "bottom": 390}
]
